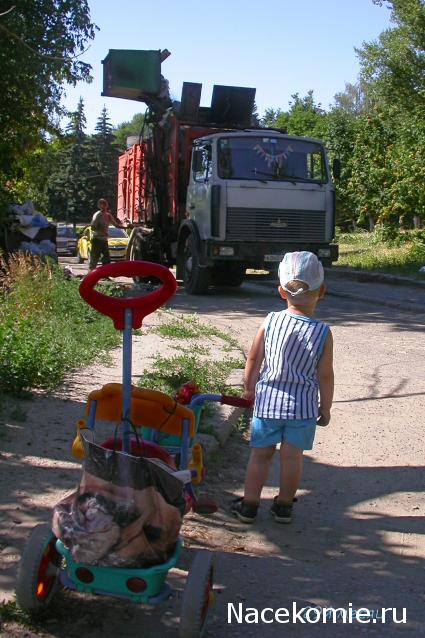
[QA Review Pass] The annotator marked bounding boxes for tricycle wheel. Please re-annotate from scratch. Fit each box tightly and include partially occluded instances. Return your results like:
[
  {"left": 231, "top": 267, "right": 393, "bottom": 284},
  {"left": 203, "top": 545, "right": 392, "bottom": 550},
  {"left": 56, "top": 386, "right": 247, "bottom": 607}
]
[
  {"left": 179, "top": 550, "right": 214, "bottom": 638},
  {"left": 16, "top": 524, "right": 61, "bottom": 612}
]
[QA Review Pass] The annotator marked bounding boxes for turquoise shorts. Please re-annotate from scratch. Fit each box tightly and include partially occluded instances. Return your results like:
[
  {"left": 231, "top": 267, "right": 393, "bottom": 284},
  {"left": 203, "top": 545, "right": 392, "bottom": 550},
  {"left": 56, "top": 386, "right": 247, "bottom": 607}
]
[{"left": 250, "top": 415, "right": 316, "bottom": 450}]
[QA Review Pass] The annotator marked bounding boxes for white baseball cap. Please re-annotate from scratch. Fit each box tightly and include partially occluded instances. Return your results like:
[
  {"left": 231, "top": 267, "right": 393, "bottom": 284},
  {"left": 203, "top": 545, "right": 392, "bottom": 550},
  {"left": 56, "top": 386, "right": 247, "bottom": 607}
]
[{"left": 278, "top": 251, "right": 324, "bottom": 296}]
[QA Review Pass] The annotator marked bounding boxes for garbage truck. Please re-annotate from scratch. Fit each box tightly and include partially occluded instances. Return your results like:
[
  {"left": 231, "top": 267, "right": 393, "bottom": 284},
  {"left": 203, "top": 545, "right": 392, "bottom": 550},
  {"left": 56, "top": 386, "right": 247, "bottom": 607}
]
[{"left": 102, "top": 49, "right": 339, "bottom": 294}]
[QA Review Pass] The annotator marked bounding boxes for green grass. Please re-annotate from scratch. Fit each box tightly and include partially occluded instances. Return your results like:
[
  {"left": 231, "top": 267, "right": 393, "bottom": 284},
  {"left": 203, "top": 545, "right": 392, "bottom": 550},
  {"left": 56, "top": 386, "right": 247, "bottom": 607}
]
[
  {"left": 138, "top": 349, "right": 244, "bottom": 396},
  {"left": 0, "top": 599, "right": 35, "bottom": 629},
  {"left": 155, "top": 312, "right": 239, "bottom": 348},
  {"left": 234, "top": 411, "right": 250, "bottom": 433},
  {"left": 337, "top": 229, "right": 425, "bottom": 277},
  {"left": 142, "top": 311, "right": 245, "bottom": 399},
  {"left": 0, "top": 254, "right": 120, "bottom": 395}
]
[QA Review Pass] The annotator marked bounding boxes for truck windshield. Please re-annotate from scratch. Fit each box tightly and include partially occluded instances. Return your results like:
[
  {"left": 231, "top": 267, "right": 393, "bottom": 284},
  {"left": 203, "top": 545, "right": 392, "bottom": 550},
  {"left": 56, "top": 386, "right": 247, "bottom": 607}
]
[{"left": 218, "top": 136, "right": 327, "bottom": 183}]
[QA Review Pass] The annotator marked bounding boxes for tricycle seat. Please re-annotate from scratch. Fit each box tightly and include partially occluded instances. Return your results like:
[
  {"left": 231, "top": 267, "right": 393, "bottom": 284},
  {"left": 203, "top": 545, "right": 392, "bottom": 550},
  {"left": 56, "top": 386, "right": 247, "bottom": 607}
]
[{"left": 85, "top": 383, "right": 196, "bottom": 438}]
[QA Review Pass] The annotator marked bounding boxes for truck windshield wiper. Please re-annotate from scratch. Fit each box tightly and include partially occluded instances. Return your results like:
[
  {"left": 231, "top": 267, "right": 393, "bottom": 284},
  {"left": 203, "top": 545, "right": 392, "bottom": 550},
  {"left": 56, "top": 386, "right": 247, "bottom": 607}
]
[
  {"left": 252, "top": 169, "right": 296, "bottom": 184},
  {"left": 285, "top": 174, "right": 316, "bottom": 183},
  {"left": 249, "top": 175, "right": 268, "bottom": 184}
]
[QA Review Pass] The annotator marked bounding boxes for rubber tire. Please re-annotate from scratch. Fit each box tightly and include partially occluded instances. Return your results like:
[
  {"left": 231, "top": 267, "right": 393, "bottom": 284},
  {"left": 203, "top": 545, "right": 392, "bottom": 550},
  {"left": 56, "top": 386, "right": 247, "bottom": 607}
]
[
  {"left": 129, "top": 234, "right": 161, "bottom": 286},
  {"left": 15, "top": 524, "right": 61, "bottom": 613},
  {"left": 179, "top": 550, "right": 214, "bottom": 638},
  {"left": 183, "top": 235, "right": 211, "bottom": 295},
  {"left": 212, "top": 263, "right": 245, "bottom": 287}
]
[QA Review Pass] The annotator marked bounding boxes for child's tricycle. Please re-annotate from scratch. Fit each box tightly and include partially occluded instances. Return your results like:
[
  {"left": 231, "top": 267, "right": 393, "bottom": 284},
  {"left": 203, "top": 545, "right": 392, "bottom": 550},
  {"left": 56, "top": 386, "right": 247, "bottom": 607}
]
[{"left": 15, "top": 261, "right": 250, "bottom": 638}]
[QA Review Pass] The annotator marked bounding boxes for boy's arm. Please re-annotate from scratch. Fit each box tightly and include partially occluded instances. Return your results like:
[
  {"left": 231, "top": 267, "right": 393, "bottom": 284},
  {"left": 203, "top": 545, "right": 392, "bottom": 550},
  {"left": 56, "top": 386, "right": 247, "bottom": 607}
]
[
  {"left": 317, "top": 331, "right": 334, "bottom": 426},
  {"left": 243, "top": 321, "right": 266, "bottom": 402}
]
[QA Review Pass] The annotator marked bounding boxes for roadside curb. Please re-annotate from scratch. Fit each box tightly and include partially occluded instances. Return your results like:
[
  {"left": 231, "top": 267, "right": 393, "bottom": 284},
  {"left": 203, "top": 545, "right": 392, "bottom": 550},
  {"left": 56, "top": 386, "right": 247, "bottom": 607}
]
[
  {"left": 326, "top": 266, "right": 425, "bottom": 289},
  {"left": 195, "top": 406, "right": 245, "bottom": 459},
  {"left": 325, "top": 289, "right": 425, "bottom": 314},
  {"left": 324, "top": 267, "right": 425, "bottom": 313},
  {"left": 194, "top": 371, "right": 246, "bottom": 459}
]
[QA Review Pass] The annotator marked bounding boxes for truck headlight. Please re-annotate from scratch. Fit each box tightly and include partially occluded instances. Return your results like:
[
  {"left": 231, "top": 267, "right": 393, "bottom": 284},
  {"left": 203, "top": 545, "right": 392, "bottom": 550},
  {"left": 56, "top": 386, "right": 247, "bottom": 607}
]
[{"left": 318, "top": 248, "right": 331, "bottom": 258}]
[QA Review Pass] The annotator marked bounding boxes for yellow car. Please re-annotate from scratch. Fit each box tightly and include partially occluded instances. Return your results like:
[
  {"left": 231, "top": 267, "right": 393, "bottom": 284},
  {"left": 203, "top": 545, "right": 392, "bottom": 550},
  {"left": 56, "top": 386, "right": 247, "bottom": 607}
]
[{"left": 77, "top": 226, "right": 129, "bottom": 263}]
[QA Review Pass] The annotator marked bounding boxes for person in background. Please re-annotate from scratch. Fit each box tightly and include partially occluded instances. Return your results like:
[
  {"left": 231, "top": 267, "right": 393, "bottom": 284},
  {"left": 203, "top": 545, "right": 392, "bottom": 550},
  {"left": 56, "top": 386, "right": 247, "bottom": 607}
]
[
  {"left": 89, "top": 198, "right": 124, "bottom": 270},
  {"left": 231, "top": 251, "right": 334, "bottom": 524}
]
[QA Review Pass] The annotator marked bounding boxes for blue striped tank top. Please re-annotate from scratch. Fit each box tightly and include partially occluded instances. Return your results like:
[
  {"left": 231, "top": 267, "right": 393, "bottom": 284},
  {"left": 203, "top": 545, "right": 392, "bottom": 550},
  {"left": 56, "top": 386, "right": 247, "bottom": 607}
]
[{"left": 254, "top": 310, "right": 329, "bottom": 420}]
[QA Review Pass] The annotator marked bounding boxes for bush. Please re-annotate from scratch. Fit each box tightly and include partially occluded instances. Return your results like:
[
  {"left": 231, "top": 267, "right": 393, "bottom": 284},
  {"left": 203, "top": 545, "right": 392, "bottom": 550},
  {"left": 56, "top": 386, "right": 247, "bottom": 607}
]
[
  {"left": 0, "top": 254, "right": 120, "bottom": 394},
  {"left": 372, "top": 224, "right": 402, "bottom": 247}
]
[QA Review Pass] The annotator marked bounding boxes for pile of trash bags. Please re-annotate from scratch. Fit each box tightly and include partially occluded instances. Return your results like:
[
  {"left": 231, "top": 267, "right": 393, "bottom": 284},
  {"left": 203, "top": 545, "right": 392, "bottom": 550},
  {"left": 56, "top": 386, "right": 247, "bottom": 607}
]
[{"left": 8, "top": 201, "right": 56, "bottom": 257}]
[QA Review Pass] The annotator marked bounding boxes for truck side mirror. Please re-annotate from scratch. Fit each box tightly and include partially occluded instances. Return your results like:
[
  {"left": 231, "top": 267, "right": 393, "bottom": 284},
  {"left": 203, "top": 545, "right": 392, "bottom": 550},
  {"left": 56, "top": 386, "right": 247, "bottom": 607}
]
[
  {"left": 192, "top": 149, "right": 203, "bottom": 173},
  {"left": 332, "top": 158, "right": 341, "bottom": 180}
]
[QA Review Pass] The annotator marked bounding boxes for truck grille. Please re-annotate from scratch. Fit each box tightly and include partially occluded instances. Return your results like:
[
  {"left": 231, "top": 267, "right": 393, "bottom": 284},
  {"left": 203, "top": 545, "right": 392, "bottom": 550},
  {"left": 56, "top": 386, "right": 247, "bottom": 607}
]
[{"left": 226, "top": 208, "right": 326, "bottom": 242}]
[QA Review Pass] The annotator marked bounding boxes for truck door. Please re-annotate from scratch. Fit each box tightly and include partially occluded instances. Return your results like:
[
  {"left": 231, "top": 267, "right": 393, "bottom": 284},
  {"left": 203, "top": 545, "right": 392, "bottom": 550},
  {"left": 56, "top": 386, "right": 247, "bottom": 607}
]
[{"left": 187, "top": 143, "right": 212, "bottom": 239}]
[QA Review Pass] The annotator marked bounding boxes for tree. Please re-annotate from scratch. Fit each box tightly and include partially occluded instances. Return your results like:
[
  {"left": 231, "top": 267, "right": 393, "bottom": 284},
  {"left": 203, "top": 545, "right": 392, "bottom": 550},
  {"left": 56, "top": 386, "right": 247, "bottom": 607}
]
[
  {"left": 87, "top": 107, "right": 121, "bottom": 212},
  {"left": 323, "top": 108, "right": 359, "bottom": 228},
  {"left": 0, "top": 1, "right": 96, "bottom": 221},
  {"left": 346, "top": 110, "right": 395, "bottom": 228},
  {"left": 260, "top": 92, "right": 327, "bottom": 138},
  {"left": 284, "top": 92, "right": 327, "bottom": 138},
  {"left": 351, "top": 0, "right": 425, "bottom": 227},
  {"left": 260, "top": 108, "right": 284, "bottom": 128},
  {"left": 333, "top": 82, "right": 369, "bottom": 115},
  {"left": 48, "top": 98, "right": 93, "bottom": 223},
  {"left": 357, "top": 0, "right": 425, "bottom": 113},
  {"left": 113, "top": 113, "right": 147, "bottom": 150}
]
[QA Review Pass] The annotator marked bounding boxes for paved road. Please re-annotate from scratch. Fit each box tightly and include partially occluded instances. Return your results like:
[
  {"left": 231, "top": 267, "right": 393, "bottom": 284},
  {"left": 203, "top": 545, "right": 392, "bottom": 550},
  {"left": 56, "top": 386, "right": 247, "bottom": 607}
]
[
  {"left": 167, "top": 274, "right": 425, "bottom": 637},
  {"left": 60, "top": 255, "right": 425, "bottom": 314},
  {"left": 33, "top": 260, "right": 424, "bottom": 637}
]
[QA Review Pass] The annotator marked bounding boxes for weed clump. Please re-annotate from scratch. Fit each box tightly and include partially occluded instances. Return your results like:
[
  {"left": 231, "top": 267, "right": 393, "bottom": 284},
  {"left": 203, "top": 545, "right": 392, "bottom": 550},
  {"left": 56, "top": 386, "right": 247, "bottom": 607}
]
[
  {"left": 138, "top": 349, "right": 244, "bottom": 396},
  {"left": 0, "top": 253, "right": 119, "bottom": 395}
]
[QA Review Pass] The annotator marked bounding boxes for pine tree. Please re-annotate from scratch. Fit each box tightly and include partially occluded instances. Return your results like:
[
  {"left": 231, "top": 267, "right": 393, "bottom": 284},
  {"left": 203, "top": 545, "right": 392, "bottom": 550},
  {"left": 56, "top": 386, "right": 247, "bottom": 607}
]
[
  {"left": 49, "top": 98, "right": 93, "bottom": 224},
  {"left": 87, "top": 107, "right": 120, "bottom": 212}
]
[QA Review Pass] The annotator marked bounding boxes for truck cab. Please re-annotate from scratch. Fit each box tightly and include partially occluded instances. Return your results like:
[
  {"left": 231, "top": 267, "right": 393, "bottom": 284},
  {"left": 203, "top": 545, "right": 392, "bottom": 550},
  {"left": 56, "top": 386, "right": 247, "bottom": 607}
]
[{"left": 177, "top": 130, "right": 338, "bottom": 292}]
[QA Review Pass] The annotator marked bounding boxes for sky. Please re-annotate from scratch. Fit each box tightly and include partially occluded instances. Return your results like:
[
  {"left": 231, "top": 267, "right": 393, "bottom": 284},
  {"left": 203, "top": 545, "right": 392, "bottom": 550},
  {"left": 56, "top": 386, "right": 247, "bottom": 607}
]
[{"left": 61, "top": 0, "right": 393, "bottom": 133}]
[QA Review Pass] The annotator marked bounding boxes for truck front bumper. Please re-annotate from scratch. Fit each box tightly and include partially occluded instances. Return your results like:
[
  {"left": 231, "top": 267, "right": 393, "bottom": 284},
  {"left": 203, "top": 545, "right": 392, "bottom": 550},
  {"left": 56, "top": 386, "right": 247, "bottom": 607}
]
[{"left": 203, "top": 241, "right": 339, "bottom": 268}]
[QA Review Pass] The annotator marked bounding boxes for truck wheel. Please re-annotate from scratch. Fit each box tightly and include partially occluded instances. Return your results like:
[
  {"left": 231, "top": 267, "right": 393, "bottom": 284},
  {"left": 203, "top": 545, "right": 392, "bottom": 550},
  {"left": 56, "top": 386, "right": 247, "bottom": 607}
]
[
  {"left": 179, "top": 551, "right": 214, "bottom": 638},
  {"left": 212, "top": 263, "right": 245, "bottom": 287},
  {"left": 129, "top": 234, "right": 161, "bottom": 286},
  {"left": 183, "top": 235, "right": 210, "bottom": 295},
  {"left": 16, "top": 524, "right": 61, "bottom": 613}
]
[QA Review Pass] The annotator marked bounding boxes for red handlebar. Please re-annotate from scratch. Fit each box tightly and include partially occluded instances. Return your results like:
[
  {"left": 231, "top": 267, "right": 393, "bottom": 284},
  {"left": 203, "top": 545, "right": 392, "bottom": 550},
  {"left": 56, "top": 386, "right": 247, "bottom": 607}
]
[
  {"left": 79, "top": 261, "right": 177, "bottom": 330},
  {"left": 221, "top": 395, "right": 253, "bottom": 409}
]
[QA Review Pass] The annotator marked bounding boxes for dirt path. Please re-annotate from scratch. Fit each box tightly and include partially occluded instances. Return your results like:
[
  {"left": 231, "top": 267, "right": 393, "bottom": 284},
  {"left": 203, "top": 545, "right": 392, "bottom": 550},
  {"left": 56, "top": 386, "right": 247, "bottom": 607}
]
[{"left": 1, "top": 279, "right": 425, "bottom": 637}]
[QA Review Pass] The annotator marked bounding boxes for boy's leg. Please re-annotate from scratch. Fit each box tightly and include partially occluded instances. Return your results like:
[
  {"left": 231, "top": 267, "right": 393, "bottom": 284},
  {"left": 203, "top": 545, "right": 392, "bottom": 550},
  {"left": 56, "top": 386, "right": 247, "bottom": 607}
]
[
  {"left": 231, "top": 445, "right": 275, "bottom": 523},
  {"left": 278, "top": 441, "right": 304, "bottom": 502},
  {"left": 269, "top": 443, "right": 303, "bottom": 524},
  {"left": 244, "top": 445, "right": 276, "bottom": 503}
]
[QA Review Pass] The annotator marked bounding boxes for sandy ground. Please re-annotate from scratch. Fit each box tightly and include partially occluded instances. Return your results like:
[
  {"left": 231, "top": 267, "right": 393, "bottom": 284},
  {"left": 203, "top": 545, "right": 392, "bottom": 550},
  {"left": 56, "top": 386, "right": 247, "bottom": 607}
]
[{"left": 1, "top": 275, "right": 425, "bottom": 637}]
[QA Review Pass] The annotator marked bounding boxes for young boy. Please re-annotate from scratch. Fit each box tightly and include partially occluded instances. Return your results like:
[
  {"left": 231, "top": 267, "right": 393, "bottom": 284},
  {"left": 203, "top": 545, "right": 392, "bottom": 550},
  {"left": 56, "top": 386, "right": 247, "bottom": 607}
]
[{"left": 231, "top": 251, "right": 334, "bottom": 524}]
